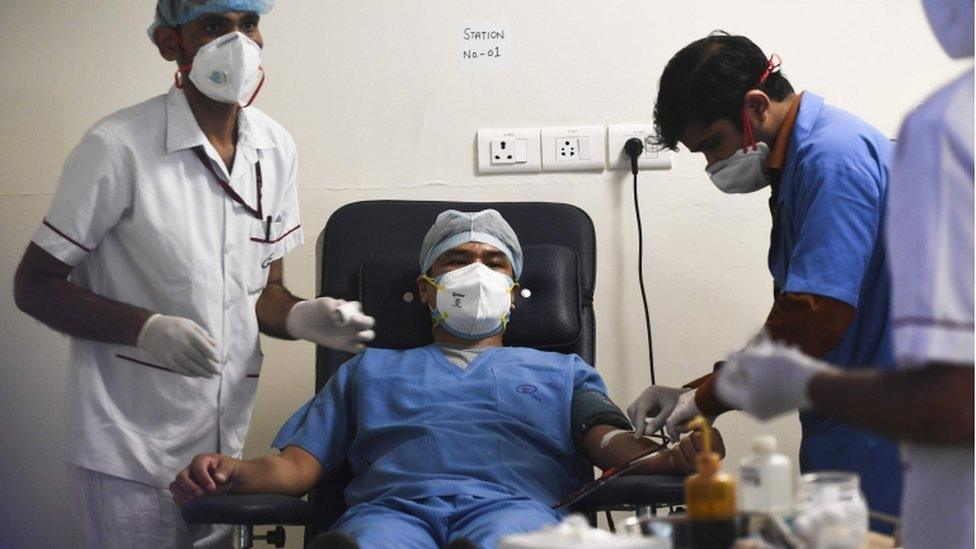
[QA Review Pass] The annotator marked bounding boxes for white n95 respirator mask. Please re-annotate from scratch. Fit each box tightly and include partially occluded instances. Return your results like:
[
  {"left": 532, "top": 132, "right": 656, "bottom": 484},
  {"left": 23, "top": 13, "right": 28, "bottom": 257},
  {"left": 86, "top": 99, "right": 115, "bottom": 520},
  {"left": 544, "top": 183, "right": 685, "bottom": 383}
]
[
  {"left": 422, "top": 262, "right": 515, "bottom": 340},
  {"left": 707, "top": 141, "right": 771, "bottom": 194},
  {"left": 187, "top": 32, "right": 264, "bottom": 106}
]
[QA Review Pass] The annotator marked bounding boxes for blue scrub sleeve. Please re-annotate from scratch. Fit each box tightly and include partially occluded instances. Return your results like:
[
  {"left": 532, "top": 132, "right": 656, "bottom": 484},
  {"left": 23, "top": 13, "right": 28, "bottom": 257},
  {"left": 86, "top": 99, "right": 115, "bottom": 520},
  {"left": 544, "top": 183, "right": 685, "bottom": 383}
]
[
  {"left": 272, "top": 355, "right": 362, "bottom": 471},
  {"left": 784, "top": 160, "right": 884, "bottom": 307},
  {"left": 570, "top": 355, "right": 609, "bottom": 394}
]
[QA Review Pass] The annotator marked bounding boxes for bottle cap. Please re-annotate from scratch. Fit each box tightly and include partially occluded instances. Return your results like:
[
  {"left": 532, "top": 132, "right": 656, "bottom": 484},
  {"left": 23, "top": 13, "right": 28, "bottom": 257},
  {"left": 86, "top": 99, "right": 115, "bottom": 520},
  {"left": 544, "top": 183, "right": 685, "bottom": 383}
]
[
  {"left": 696, "top": 451, "right": 721, "bottom": 475},
  {"left": 688, "top": 415, "right": 722, "bottom": 475},
  {"left": 752, "top": 434, "right": 777, "bottom": 453}
]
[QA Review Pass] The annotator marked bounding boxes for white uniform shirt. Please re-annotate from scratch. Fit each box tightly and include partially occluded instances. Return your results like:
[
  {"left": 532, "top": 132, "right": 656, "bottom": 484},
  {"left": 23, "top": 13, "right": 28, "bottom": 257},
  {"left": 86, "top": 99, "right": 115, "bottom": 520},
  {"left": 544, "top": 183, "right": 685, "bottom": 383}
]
[
  {"left": 33, "top": 87, "right": 303, "bottom": 488},
  {"left": 885, "top": 68, "right": 974, "bottom": 549}
]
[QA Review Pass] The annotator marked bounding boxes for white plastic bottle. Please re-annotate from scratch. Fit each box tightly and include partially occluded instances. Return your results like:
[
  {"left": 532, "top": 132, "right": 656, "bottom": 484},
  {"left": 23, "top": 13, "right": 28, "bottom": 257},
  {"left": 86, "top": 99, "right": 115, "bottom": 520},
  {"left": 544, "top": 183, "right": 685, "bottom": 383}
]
[{"left": 738, "top": 434, "right": 794, "bottom": 518}]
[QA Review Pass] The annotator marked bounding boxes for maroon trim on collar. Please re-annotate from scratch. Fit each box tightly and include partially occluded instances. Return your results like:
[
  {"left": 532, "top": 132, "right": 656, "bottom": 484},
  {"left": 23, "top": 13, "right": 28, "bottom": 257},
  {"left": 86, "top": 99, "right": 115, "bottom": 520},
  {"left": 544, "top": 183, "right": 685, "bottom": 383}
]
[
  {"left": 116, "top": 353, "right": 173, "bottom": 373},
  {"left": 250, "top": 224, "right": 301, "bottom": 244},
  {"left": 192, "top": 146, "right": 263, "bottom": 220},
  {"left": 893, "top": 317, "right": 976, "bottom": 331},
  {"left": 43, "top": 220, "right": 91, "bottom": 252}
]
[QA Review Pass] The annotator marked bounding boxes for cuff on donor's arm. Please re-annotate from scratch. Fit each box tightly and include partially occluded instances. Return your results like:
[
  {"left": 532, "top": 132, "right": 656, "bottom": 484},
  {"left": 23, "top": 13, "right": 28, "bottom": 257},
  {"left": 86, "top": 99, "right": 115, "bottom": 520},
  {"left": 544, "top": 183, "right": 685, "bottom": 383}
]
[{"left": 571, "top": 390, "right": 632, "bottom": 450}]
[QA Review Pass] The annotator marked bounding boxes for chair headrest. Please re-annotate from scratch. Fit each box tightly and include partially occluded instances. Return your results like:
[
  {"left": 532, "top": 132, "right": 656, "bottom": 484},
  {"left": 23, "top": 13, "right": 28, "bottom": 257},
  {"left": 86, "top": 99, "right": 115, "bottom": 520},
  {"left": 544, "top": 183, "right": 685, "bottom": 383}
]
[{"left": 358, "top": 244, "right": 582, "bottom": 350}]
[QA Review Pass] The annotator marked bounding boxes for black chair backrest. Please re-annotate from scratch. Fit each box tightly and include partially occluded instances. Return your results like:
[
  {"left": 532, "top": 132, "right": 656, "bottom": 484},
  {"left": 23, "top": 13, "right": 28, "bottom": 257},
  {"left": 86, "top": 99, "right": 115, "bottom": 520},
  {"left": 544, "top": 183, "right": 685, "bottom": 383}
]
[{"left": 315, "top": 200, "right": 597, "bottom": 391}]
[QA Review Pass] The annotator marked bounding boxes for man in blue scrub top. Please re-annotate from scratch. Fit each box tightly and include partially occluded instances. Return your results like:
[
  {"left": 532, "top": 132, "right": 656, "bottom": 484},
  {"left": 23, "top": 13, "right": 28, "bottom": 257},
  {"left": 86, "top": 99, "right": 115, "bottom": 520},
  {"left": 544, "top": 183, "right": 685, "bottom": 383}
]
[
  {"left": 716, "top": 3, "right": 974, "bottom": 545},
  {"left": 627, "top": 32, "right": 901, "bottom": 522},
  {"left": 170, "top": 209, "right": 721, "bottom": 549}
]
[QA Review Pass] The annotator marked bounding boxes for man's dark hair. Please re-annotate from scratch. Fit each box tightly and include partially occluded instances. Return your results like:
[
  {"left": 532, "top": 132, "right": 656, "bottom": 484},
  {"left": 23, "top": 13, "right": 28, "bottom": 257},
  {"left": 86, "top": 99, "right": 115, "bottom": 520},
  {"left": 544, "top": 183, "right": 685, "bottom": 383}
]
[{"left": 653, "top": 32, "right": 794, "bottom": 150}]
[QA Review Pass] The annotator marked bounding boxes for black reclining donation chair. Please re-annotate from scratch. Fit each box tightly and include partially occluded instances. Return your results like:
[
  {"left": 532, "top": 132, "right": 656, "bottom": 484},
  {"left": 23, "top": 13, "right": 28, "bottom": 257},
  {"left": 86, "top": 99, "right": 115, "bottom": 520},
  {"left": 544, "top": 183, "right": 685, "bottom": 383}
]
[{"left": 183, "top": 200, "right": 684, "bottom": 548}]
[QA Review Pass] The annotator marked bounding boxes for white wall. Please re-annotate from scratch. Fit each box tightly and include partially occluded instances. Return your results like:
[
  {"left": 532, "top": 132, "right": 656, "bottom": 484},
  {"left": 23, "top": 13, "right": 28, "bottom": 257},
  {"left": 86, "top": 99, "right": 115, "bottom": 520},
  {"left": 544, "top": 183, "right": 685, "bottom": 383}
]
[{"left": 0, "top": 1, "right": 965, "bottom": 547}]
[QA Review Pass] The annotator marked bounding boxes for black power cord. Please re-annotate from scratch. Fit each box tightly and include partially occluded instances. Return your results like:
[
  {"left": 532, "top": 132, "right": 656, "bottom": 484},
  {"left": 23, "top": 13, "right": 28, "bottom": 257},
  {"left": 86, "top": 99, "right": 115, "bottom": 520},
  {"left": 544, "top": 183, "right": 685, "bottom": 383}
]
[{"left": 625, "top": 137, "right": 656, "bottom": 385}]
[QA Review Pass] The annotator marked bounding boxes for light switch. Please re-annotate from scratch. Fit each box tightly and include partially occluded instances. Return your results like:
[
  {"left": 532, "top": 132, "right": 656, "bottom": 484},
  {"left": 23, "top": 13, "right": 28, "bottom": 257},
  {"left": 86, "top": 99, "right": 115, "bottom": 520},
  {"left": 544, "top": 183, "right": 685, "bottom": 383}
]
[
  {"left": 578, "top": 136, "right": 591, "bottom": 160},
  {"left": 514, "top": 138, "right": 528, "bottom": 163}
]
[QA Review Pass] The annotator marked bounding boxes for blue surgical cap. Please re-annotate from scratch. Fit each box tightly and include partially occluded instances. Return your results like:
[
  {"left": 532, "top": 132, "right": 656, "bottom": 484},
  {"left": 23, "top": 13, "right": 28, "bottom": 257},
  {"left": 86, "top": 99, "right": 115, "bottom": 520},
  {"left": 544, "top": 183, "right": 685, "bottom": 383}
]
[
  {"left": 420, "top": 209, "right": 524, "bottom": 280},
  {"left": 148, "top": 0, "right": 276, "bottom": 43}
]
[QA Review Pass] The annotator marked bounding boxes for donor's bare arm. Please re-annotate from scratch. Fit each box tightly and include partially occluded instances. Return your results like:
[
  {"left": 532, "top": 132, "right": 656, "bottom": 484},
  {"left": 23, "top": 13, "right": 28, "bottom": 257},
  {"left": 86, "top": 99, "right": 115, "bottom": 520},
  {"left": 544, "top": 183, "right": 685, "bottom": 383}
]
[
  {"left": 583, "top": 424, "right": 726, "bottom": 476},
  {"left": 170, "top": 446, "right": 324, "bottom": 506}
]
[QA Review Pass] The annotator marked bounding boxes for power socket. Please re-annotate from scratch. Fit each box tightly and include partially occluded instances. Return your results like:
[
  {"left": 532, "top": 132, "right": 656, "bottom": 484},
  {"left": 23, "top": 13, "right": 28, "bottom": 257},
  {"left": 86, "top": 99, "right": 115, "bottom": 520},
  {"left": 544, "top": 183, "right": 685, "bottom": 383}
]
[
  {"left": 607, "top": 124, "right": 672, "bottom": 170},
  {"left": 490, "top": 138, "right": 524, "bottom": 164},
  {"left": 541, "top": 126, "right": 604, "bottom": 171},
  {"left": 477, "top": 128, "right": 542, "bottom": 174},
  {"left": 557, "top": 137, "right": 579, "bottom": 160}
]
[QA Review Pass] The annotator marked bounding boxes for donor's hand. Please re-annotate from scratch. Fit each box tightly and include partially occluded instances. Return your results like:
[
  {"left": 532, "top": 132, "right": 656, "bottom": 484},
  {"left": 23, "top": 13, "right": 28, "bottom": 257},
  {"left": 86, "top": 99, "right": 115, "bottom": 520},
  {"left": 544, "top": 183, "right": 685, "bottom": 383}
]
[
  {"left": 668, "top": 426, "right": 726, "bottom": 475},
  {"left": 170, "top": 453, "right": 241, "bottom": 506}
]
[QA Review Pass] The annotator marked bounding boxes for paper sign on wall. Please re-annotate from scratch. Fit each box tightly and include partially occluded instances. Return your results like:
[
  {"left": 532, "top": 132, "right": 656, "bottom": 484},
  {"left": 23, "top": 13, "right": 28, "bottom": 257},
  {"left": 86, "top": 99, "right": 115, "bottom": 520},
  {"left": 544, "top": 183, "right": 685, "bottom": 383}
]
[{"left": 459, "top": 20, "right": 510, "bottom": 71}]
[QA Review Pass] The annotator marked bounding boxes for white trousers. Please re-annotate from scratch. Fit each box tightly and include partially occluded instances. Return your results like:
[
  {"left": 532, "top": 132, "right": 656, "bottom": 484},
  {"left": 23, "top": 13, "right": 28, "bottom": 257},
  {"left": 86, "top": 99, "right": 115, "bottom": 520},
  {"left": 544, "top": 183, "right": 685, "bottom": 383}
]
[{"left": 66, "top": 464, "right": 232, "bottom": 549}]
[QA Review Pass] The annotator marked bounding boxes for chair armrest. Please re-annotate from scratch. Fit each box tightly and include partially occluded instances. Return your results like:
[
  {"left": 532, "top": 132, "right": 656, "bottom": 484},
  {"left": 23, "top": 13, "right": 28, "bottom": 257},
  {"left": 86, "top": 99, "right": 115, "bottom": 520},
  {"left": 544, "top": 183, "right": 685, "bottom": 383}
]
[
  {"left": 569, "top": 475, "right": 686, "bottom": 512},
  {"left": 181, "top": 494, "right": 317, "bottom": 526}
]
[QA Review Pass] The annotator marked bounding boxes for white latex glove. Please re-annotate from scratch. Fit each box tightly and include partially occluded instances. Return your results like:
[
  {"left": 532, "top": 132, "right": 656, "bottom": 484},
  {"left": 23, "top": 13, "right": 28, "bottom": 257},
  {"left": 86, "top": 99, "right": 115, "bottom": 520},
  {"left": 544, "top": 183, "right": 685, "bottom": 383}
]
[
  {"left": 136, "top": 314, "right": 220, "bottom": 377},
  {"left": 627, "top": 385, "right": 692, "bottom": 439},
  {"left": 664, "top": 388, "right": 702, "bottom": 441},
  {"left": 286, "top": 297, "right": 375, "bottom": 353},
  {"left": 715, "top": 336, "right": 834, "bottom": 420}
]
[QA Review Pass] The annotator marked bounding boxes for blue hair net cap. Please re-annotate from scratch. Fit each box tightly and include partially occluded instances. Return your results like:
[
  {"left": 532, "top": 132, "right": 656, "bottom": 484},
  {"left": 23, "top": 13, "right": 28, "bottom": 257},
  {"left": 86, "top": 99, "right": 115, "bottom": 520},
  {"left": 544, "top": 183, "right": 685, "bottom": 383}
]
[
  {"left": 148, "top": 0, "right": 276, "bottom": 43},
  {"left": 420, "top": 209, "right": 523, "bottom": 280}
]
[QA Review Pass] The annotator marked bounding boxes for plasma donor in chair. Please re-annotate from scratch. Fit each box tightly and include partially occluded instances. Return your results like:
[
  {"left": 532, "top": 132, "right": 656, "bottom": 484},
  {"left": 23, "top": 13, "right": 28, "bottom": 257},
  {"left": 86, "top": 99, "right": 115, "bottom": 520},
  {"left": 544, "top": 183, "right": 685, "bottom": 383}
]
[{"left": 171, "top": 209, "right": 724, "bottom": 548}]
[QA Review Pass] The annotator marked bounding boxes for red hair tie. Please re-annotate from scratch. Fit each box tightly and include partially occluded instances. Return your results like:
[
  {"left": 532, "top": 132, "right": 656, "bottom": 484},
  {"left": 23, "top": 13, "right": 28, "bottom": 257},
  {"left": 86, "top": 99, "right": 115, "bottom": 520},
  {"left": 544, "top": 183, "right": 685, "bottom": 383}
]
[{"left": 755, "top": 53, "right": 782, "bottom": 88}]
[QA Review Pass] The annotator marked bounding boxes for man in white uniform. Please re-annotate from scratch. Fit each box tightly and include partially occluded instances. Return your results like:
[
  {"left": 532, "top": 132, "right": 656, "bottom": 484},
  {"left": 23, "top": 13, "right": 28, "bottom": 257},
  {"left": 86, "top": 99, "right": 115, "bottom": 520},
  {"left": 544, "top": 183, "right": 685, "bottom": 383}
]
[
  {"left": 12, "top": 1, "right": 374, "bottom": 547},
  {"left": 714, "top": 1, "right": 974, "bottom": 546}
]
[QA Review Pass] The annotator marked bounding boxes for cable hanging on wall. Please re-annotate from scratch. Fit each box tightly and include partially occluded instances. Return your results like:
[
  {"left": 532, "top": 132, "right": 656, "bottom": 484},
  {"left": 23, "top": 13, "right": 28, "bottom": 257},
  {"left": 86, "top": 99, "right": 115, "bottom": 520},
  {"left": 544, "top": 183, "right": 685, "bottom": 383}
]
[{"left": 625, "top": 138, "right": 656, "bottom": 385}]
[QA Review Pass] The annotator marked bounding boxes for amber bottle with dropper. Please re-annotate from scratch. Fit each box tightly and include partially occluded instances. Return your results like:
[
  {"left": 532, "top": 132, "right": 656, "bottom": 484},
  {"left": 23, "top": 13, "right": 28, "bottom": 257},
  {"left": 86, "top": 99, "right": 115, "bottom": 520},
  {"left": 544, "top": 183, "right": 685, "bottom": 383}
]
[{"left": 684, "top": 416, "right": 737, "bottom": 548}]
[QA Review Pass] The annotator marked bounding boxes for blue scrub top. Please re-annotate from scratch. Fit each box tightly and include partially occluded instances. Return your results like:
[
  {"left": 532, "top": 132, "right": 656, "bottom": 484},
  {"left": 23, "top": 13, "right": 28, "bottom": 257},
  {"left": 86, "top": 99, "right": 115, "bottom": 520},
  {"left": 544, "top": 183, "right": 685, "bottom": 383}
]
[
  {"left": 772, "top": 92, "right": 901, "bottom": 518},
  {"left": 273, "top": 345, "right": 604, "bottom": 510}
]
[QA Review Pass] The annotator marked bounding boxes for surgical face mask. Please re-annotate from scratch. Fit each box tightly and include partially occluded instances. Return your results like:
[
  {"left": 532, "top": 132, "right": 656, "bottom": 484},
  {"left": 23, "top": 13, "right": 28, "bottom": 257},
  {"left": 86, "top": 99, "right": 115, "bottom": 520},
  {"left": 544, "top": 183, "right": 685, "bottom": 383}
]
[
  {"left": 706, "top": 141, "right": 770, "bottom": 194},
  {"left": 186, "top": 32, "right": 264, "bottom": 106},
  {"left": 423, "top": 262, "right": 515, "bottom": 340},
  {"left": 923, "top": 0, "right": 975, "bottom": 59}
]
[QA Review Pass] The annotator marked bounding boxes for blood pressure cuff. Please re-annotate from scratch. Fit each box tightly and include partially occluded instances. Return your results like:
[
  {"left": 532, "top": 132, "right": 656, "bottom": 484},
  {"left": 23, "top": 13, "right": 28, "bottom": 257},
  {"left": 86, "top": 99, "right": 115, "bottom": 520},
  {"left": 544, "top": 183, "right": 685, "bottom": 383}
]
[{"left": 571, "top": 389, "right": 632, "bottom": 452}]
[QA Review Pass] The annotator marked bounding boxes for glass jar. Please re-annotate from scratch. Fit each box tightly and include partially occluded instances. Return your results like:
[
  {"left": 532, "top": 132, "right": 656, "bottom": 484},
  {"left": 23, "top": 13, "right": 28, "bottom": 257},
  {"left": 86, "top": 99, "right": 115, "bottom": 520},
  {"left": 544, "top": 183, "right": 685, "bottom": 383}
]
[{"left": 793, "top": 472, "right": 868, "bottom": 549}]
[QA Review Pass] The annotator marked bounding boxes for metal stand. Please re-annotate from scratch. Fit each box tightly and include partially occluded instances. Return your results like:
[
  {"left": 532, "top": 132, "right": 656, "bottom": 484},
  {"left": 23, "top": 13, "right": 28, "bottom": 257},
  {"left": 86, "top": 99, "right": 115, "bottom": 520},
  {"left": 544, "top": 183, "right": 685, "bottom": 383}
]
[
  {"left": 232, "top": 524, "right": 287, "bottom": 549},
  {"left": 233, "top": 524, "right": 253, "bottom": 549}
]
